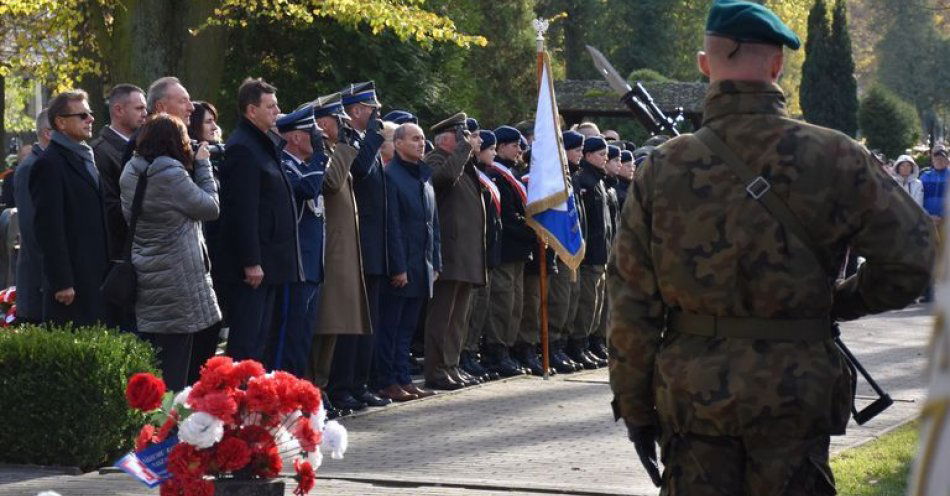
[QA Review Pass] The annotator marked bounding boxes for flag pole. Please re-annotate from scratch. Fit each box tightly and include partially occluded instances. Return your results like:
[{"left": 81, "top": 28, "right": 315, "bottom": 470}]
[{"left": 533, "top": 18, "right": 551, "bottom": 380}]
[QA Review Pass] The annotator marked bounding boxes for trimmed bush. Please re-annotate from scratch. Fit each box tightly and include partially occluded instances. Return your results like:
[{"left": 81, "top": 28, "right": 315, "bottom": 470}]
[
  {"left": 0, "top": 324, "right": 158, "bottom": 470},
  {"left": 859, "top": 84, "right": 921, "bottom": 158},
  {"left": 626, "top": 68, "right": 671, "bottom": 83}
]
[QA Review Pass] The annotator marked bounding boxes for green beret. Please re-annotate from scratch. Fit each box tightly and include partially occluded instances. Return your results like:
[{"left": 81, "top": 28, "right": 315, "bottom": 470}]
[
  {"left": 430, "top": 112, "right": 467, "bottom": 136},
  {"left": 706, "top": 0, "right": 801, "bottom": 50}
]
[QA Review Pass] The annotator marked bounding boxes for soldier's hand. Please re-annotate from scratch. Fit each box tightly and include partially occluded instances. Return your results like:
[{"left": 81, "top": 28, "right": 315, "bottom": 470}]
[
  {"left": 367, "top": 108, "right": 383, "bottom": 134},
  {"left": 626, "top": 423, "right": 662, "bottom": 487},
  {"left": 455, "top": 124, "right": 467, "bottom": 145},
  {"left": 310, "top": 128, "right": 326, "bottom": 157}
]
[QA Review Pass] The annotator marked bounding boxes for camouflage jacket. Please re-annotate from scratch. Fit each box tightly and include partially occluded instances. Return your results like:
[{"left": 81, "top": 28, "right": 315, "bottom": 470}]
[{"left": 607, "top": 80, "right": 936, "bottom": 438}]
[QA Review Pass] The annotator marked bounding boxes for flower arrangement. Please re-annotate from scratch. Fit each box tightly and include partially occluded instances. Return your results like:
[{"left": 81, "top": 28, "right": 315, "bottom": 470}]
[
  {"left": 0, "top": 287, "right": 16, "bottom": 327},
  {"left": 126, "top": 356, "right": 347, "bottom": 496}
]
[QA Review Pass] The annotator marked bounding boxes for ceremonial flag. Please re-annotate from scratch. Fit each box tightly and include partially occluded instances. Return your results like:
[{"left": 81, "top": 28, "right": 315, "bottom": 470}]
[{"left": 525, "top": 54, "right": 585, "bottom": 271}]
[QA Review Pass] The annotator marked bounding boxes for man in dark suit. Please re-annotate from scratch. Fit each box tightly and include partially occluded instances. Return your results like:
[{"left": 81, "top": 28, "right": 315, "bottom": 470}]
[
  {"left": 13, "top": 109, "right": 52, "bottom": 324},
  {"left": 29, "top": 90, "right": 110, "bottom": 326},
  {"left": 218, "top": 78, "right": 302, "bottom": 362},
  {"left": 91, "top": 84, "right": 146, "bottom": 261}
]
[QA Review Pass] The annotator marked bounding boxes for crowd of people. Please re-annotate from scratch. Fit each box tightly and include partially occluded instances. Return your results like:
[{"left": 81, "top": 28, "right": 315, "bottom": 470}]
[{"left": 7, "top": 76, "right": 655, "bottom": 418}]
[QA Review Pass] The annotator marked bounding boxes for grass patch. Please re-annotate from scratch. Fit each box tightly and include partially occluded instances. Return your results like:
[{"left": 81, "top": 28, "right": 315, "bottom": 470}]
[{"left": 831, "top": 421, "right": 918, "bottom": 496}]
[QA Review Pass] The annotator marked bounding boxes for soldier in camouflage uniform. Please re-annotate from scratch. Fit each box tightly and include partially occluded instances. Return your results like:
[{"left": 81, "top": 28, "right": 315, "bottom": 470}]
[{"left": 607, "top": 1, "right": 937, "bottom": 494}]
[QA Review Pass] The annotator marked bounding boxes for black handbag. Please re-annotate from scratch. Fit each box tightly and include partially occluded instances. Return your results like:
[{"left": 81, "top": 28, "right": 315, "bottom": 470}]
[{"left": 101, "top": 165, "right": 149, "bottom": 309}]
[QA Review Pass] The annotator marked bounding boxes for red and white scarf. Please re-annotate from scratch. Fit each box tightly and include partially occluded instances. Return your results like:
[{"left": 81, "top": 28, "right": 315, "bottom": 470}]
[
  {"left": 490, "top": 161, "right": 527, "bottom": 205},
  {"left": 476, "top": 169, "right": 502, "bottom": 214}
]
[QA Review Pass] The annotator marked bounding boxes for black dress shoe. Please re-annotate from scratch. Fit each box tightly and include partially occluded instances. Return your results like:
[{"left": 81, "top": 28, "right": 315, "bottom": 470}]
[
  {"left": 456, "top": 367, "right": 482, "bottom": 385},
  {"left": 354, "top": 389, "right": 392, "bottom": 407},
  {"left": 332, "top": 392, "right": 368, "bottom": 412},
  {"left": 588, "top": 337, "right": 609, "bottom": 361},
  {"left": 514, "top": 344, "right": 545, "bottom": 376},
  {"left": 425, "top": 376, "right": 464, "bottom": 391},
  {"left": 566, "top": 340, "right": 598, "bottom": 370}
]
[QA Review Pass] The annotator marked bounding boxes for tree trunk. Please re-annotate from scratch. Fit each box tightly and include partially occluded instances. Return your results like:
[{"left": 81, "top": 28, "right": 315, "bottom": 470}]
[
  {"left": 0, "top": 74, "right": 6, "bottom": 157},
  {"left": 181, "top": 0, "right": 228, "bottom": 103}
]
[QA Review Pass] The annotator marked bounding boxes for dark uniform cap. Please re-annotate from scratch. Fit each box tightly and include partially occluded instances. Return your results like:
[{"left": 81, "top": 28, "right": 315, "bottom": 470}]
[
  {"left": 430, "top": 112, "right": 468, "bottom": 136},
  {"left": 583, "top": 136, "right": 608, "bottom": 153},
  {"left": 424, "top": 139, "right": 434, "bottom": 154},
  {"left": 620, "top": 150, "right": 634, "bottom": 163},
  {"left": 633, "top": 145, "right": 655, "bottom": 160},
  {"left": 706, "top": 0, "right": 801, "bottom": 50},
  {"left": 383, "top": 110, "right": 417, "bottom": 124},
  {"left": 478, "top": 130, "right": 496, "bottom": 150},
  {"left": 608, "top": 145, "right": 621, "bottom": 161},
  {"left": 311, "top": 92, "right": 349, "bottom": 120},
  {"left": 493, "top": 125, "right": 522, "bottom": 145},
  {"left": 519, "top": 136, "right": 529, "bottom": 152},
  {"left": 276, "top": 104, "right": 316, "bottom": 134},
  {"left": 340, "top": 81, "right": 381, "bottom": 107},
  {"left": 562, "top": 130, "right": 585, "bottom": 150},
  {"left": 466, "top": 117, "right": 480, "bottom": 133}
]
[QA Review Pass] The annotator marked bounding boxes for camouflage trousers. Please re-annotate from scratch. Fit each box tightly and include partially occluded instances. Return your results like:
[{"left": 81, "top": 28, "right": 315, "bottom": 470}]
[{"left": 659, "top": 432, "right": 836, "bottom": 495}]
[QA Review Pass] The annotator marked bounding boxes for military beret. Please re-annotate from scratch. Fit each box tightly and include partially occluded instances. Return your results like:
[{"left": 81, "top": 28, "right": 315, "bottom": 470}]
[
  {"left": 429, "top": 112, "right": 467, "bottom": 136},
  {"left": 383, "top": 110, "right": 417, "bottom": 124},
  {"left": 478, "top": 130, "right": 496, "bottom": 150},
  {"left": 493, "top": 125, "right": 522, "bottom": 145},
  {"left": 424, "top": 139, "right": 434, "bottom": 154},
  {"left": 706, "top": 0, "right": 801, "bottom": 50},
  {"left": 340, "top": 81, "right": 381, "bottom": 107},
  {"left": 562, "top": 130, "right": 584, "bottom": 150},
  {"left": 519, "top": 136, "right": 529, "bottom": 152},
  {"left": 583, "top": 136, "right": 607, "bottom": 153},
  {"left": 311, "top": 92, "right": 349, "bottom": 120},
  {"left": 276, "top": 104, "right": 316, "bottom": 134},
  {"left": 620, "top": 150, "right": 634, "bottom": 163},
  {"left": 633, "top": 145, "right": 655, "bottom": 160},
  {"left": 466, "top": 117, "right": 480, "bottom": 133},
  {"left": 607, "top": 145, "right": 621, "bottom": 161}
]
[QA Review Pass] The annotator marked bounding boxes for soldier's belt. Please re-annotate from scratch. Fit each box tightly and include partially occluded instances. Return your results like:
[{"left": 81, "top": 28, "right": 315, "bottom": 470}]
[{"left": 668, "top": 311, "right": 831, "bottom": 341}]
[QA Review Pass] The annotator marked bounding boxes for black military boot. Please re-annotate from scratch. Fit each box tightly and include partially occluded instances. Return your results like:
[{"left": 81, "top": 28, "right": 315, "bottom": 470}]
[
  {"left": 474, "top": 350, "right": 500, "bottom": 381},
  {"left": 484, "top": 344, "right": 524, "bottom": 377},
  {"left": 465, "top": 350, "right": 493, "bottom": 381},
  {"left": 566, "top": 338, "right": 598, "bottom": 370},
  {"left": 588, "top": 336, "right": 609, "bottom": 362},
  {"left": 513, "top": 342, "right": 544, "bottom": 376},
  {"left": 550, "top": 340, "right": 578, "bottom": 374}
]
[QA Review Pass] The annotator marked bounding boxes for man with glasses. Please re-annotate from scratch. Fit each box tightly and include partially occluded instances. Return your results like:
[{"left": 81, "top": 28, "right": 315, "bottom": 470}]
[{"left": 29, "top": 90, "right": 110, "bottom": 326}]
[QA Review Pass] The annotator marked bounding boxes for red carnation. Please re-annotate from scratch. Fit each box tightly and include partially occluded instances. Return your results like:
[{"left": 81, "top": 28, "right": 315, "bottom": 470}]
[
  {"left": 182, "top": 477, "right": 214, "bottom": 496},
  {"left": 245, "top": 377, "right": 280, "bottom": 416},
  {"left": 260, "top": 444, "right": 283, "bottom": 478},
  {"left": 159, "top": 476, "right": 184, "bottom": 496},
  {"left": 198, "top": 355, "right": 236, "bottom": 389},
  {"left": 236, "top": 425, "right": 272, "bottom": 446},
  {"left": 293, "top": 459, "right": 316, "bottom": 495},
  {"left": 167, "top": 443, "right": 208, "bottom": 478},
  {"left": 156, "top": 410, "right": 179, "bottom": 442},
  {"left": 136, "top": 424, "right": 157, "bottom": 452},
  {"left": 293, "top": 379, "right": 321, "bottom": 414},
  {"left": 190, "top": 390, "right": 238, "bottom": 423},
  {"left": 230, "top": 360, "right": 266, "bottom": 385},
  {"left": 291, "top": 417, "right": 321, "bottom": 453},
  {"left": 126, "top": 373, "right": 166, "bottom": 411},
  {"left": 212, "top": 435, "right": 251, "bottom": 472},
  {"left": 271, "top": 371, "right": 300, "bottom": 413}
]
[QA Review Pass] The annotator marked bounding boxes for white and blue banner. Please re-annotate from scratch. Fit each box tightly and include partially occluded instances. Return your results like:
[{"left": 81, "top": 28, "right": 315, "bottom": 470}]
[{"left": 526, "top": 53, "right": 585, "bottom": 271}]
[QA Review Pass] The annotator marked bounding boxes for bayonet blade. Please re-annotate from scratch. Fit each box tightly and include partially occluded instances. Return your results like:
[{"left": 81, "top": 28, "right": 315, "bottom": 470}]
[{"left": 586, "top": 45, "right": 632, "bottom": 97}]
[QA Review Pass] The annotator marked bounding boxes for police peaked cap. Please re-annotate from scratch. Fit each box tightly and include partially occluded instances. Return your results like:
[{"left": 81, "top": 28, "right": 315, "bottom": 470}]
[
  {"left": 705, "top": 0, "right": 801, "bottom": 50},
  {"left": 583, "top": 136, "right": 608, "bottom": 153},
  {"left": 340, "top": 81, "right": 381, "bottom": 107},
  {"left": 562, "top": 130, "right": 584, "bottom": 151},
  {"left": 430, "top": 112, "right": 468, "bottom": 135},
  {"left": 607, "top": 145, "right": 621, "bottom": 161},
  {"left": 620, "top": 150, "right": 634, "bottom": 163},
  {"left": 383, "top": 110, "right": 417, "bottom": 124},
  {"left": 276, "top": 104, "right": 317, "bottom": 134},
  {"left": 493, "top": 125, "right": 522, "bottom": 145},
  {"left": 311, "top": 92, "right": 349, "bottom": 120},
  {"left": 478, "top": 130, "right": 496, "bottom": 150}
]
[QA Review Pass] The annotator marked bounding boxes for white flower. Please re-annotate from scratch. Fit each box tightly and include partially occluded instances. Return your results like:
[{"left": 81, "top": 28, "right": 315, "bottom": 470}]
[
  {"left": 177, "top": 411, "right": 224, "bottom": 448},
  {"left": 173, "top": 386, "right": 192, "bottom": 408},
  {"left": 321, "top": 420, "right": 348, "bottom": 459},
  {"left": 307, "top": 448, "right": 323, "bottom": 469},
  {"left": 310, "top": 404, "right": 327, "bottom": 433}
]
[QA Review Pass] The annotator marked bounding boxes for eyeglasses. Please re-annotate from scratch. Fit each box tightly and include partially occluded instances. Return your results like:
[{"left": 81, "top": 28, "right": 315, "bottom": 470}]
[{"left": 61, "top": 112, "right": 94, "bottom": 120}]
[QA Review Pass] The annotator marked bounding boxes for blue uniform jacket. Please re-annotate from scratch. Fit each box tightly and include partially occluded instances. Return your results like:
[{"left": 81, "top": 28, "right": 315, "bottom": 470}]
[
  {"left": 282, "top": 150, "right": 327, "bottom": 284},
  {"left": 384, "top": 154, "right": 442, "bottom": 299},
  {"left": 351, "top": 128, "right": 392, "bottom": 277}
]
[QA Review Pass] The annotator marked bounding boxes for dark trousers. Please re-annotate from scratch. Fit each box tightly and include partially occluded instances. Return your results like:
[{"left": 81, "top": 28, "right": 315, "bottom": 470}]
[
  {"left": 269, "top": 282, "right": 321, "bottom": 378},
  {"left": 374, "top": 294, "right": 424, "bottom": 389},
  {"left": 424, "top": 280, "right": 472, "bottom": 382},
  {"left": 187, "top": 322, "right": 222, "bottom": 384},
  {"left": 223, "top": 282, "right": 278, "bottom": 362},
  {"left": 142, "top": 321, "right": 220, "bottom": 392},
  {"left": 328, "top": 275, "right": 381, "bottom": 396}
]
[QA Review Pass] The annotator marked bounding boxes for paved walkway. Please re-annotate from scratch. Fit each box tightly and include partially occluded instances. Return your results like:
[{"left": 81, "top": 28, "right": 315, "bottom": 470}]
[{"left": 0, "top": 306, "right": 932, "bottom": 496}]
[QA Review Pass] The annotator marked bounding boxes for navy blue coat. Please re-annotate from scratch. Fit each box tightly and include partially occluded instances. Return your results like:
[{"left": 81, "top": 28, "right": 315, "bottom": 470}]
[
  {"left": 351, "top": 128, "right": 391, "bottom": 277},
  {"left": 29, "top": 139, "right": 109, "bottom": 325},
  {"left": 217, "top": 118, "right": 302, "bottom": 285},
  {"left": 488, "top": 157, "right": 534, "bottom": 264},
  {"left": 384, "top": 154, "right": 441, "bottom": 299},
  {"left": 282, "top": 150, "right": 326, "bottom": 284},
  {"left": 573, "top": 160, "right": 613, "bottom": 266}
]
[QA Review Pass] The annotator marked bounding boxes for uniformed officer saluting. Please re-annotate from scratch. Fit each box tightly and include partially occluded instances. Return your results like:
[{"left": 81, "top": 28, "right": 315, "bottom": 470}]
[{"left": 608, "top": 0, "right": 937, "bottom": 494}]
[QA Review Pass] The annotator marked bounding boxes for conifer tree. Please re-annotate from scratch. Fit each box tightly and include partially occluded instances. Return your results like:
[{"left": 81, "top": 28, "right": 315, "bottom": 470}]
[
  {"left": 800, "top": 0, "right": 834, "bottom": 127},
  {"left": 828, "top": 0, "right": 858, "bottom": 137}
]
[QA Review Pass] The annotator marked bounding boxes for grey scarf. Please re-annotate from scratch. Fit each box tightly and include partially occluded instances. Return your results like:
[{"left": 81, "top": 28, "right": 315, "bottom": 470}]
[{"left": 51, "top": 130, "right": 99, "bottom": 188}]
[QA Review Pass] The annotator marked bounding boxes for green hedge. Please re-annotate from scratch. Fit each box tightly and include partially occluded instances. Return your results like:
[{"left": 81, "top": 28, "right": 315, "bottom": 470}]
[{"left": 0, "top": 324, "right": 158, "bottom": 471}]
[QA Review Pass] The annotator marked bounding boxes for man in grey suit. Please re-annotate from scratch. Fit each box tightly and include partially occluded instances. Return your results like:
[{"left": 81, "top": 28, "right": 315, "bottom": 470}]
[{"left": 13, "top": 110, "right": 52, "bottom": 323}]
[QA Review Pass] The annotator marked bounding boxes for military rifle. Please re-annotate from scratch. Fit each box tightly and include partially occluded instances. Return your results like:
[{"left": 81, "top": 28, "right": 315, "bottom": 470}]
[
  {"left": 833, "top": 324, "right": 893, "bottom": 424},
  {"left": 586, "top": 45, "right": 681, "bottom": 137}
]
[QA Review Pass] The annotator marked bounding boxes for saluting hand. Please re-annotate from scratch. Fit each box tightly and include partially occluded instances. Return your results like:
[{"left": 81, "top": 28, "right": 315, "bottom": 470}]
[{"left": 244, "top": 265, "right": 264, "bottom": 289}]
